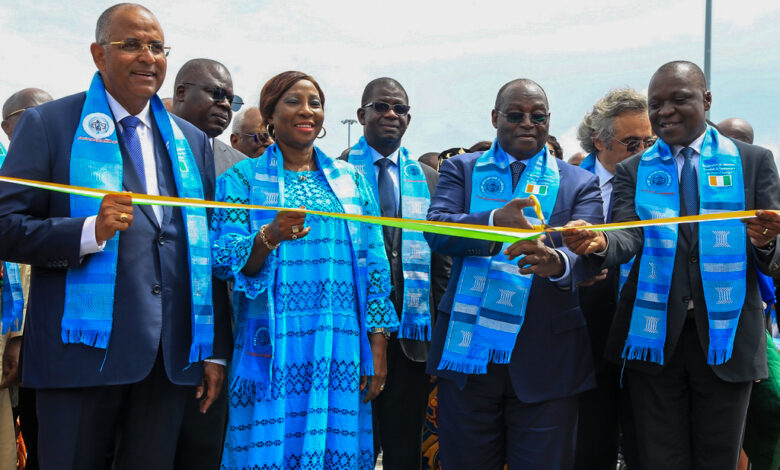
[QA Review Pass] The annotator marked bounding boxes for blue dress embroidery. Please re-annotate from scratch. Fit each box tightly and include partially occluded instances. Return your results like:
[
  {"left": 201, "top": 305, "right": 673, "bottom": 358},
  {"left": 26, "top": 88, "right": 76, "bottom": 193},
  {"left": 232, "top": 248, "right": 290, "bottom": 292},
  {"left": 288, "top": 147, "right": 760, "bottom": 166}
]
[{"left": 212, "top": 165, "right": 396, "bottom": 470}]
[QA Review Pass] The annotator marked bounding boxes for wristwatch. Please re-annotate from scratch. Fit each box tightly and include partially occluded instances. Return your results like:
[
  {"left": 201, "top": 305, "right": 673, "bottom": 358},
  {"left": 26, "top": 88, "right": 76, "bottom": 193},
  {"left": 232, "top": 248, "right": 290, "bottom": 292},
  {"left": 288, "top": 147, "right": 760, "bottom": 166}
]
[{"left": 369, "top": 327, "right": 392, "bottom": 339}]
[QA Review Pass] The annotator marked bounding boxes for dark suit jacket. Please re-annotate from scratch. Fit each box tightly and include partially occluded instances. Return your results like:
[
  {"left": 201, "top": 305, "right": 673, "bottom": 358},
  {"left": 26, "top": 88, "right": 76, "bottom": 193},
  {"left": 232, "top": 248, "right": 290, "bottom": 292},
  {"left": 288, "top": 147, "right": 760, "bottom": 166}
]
[
  {"left": 425, "top": 151, "right": 604, "bottom": 403},
  {"left": 0, "top": 92, "right": 231, "bottom": 388},
  {"left": 600, "top": 139, "right": 780, "bottom": 382},
  {"left": 213, "top": 138, "right": 246, "bottom": 177},
  {"left": 339, "top": 153, "right": 451, "bottom": 361}
]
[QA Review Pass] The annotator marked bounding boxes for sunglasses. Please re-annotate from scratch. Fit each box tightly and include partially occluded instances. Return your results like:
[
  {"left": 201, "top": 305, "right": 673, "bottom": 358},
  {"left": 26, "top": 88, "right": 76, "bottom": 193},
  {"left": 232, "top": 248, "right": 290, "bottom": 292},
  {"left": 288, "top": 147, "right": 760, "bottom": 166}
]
[
  {"left": 614, "top": 136, "right": 657, "bottom": 153},
  {"left": 496, "top": 110, "right": 550, "bottom": 124},
  {"left": 361, "top": 102, "right": 410, "bottom": 116},
  {"left": 241, "top": 132, "right": 272, "bottom": 144},
  {"left": 182, "top": 82, "right": 244, "bottom": 112}
]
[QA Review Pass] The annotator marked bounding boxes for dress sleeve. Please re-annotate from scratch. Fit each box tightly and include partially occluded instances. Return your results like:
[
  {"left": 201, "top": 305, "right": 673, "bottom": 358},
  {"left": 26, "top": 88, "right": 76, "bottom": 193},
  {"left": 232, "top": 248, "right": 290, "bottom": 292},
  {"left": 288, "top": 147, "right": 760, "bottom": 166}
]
[
  {"left": 354, "top": 170, "right": 399, "bottom": 331},
  {"left": 210, "top": 165, "right": 277, "bottom": 299}
]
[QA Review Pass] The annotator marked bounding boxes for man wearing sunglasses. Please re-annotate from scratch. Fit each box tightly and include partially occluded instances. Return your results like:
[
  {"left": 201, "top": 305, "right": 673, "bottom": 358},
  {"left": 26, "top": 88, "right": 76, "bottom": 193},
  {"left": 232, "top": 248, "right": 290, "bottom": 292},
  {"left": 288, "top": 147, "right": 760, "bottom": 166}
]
[
  {"left": 0, "top": 5, "right": 231, "bottom": 469},
  {"left": 425, "top": 79, "right": 603, "bottom": 469},
  {"left": 343, "top": 77, "right": 451, "bottom": 470},
  {"left": 572, "top": 87, "right": 651, "bottom": 470},
  {"left": 172, "top": 58, "right": 246, "bottom": 177},
  {"left": 230, "top": 107, "right": 274, "bottom": 159}
]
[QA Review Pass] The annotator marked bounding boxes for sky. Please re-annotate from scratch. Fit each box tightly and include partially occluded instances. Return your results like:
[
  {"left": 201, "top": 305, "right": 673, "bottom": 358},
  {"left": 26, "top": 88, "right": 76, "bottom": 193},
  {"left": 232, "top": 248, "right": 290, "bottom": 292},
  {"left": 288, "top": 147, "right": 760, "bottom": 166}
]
[{"left": 1, "top": 0, "right": 779, "bottom": 164}]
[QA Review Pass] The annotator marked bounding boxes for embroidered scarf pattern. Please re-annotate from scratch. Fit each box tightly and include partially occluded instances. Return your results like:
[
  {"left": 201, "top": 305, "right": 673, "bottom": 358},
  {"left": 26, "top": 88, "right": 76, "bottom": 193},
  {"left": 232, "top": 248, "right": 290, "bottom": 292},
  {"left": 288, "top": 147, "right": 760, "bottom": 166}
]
[
  {"left": 627, "top": 125, "right": 746, "bottom": 365},
  {"left": 0, "top": 143, "right": 24, "bottom": 334},
  {"left": 348, "top": 137, "right": 432, "bottom": 340},
  {"left": 580, "top": 152, "right": 635, "bottom": 292},
  {"left": 236, "top": 144, "right": 376, "bottom": 394},
  {"left": 438, "top": 140, "right": 560, "bottom": 374},
  {"left": 64, "top": 72, "right": 214, "bottom": 362}
]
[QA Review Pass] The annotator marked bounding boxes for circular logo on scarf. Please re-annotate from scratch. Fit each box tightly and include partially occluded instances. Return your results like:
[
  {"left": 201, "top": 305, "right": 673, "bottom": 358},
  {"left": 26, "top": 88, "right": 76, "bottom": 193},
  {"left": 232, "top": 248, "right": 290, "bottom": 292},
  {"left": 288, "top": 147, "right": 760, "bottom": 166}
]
[
  {"left": 82, "top": 113, "right": 115, "bottom": 139},
  {"left": 403, "top": 163, "right": 422, "bottom": 179},
  {"left": 252, "top": 326, "right": 271, "bottom": 347},
  {"left": 646, "top": 170, "right": 672, "bottom": 189},
  {"left": 480, "top": 176, "right": 504, "bottom": 195}
]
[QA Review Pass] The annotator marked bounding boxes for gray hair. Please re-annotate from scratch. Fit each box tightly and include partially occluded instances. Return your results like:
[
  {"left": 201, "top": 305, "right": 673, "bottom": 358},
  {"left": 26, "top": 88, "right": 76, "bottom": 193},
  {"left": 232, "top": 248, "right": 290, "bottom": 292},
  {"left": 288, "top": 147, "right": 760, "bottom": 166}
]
[
  {"left": 231, "top": 108, "right": 249, "bottom": 134},
  {"left": 577, "top": 88, "right": 648, "bottom": 153}
]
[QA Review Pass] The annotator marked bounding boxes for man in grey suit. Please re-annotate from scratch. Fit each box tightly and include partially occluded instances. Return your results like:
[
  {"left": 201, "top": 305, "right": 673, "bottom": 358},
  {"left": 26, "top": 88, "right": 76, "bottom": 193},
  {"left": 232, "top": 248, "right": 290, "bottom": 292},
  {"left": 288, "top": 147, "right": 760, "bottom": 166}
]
[
  {"left": 172, "top": 59, "right": 246, "bottom": 176},
  {"left": 563, "top": 61, "right": 780, "bottom": 470},
  {"left": 170, "top": 58, "right": 245, "bottom": 470}
]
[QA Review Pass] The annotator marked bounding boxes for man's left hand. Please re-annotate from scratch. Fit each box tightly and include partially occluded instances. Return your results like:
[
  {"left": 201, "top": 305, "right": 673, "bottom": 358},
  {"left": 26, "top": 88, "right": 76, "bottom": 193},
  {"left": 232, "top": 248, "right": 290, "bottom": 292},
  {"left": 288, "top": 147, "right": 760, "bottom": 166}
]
[
  {"left": 743, "top": 210, "right": 780, "bottom": 248},
  {"left": 504, "top": 235, "right": 565, "bottom": 278},
  {"left": 196, "top": 361, "right": 225, "bottom": 414}
]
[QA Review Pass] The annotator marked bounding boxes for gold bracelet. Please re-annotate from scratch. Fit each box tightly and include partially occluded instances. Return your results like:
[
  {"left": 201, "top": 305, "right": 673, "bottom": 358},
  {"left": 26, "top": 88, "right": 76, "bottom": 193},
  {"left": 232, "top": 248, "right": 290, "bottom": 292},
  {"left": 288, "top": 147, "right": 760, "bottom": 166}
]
[{"left": 259, "top": 224, "right": 280, "bottom": 250}]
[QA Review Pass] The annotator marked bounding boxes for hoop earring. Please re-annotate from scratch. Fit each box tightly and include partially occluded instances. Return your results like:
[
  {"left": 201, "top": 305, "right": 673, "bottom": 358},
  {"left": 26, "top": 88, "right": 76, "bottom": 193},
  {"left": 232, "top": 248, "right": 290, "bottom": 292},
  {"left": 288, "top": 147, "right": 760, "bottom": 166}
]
[
  {"left": 317, "top": 127, "right": 327, "bottom": 139},
  {"left": 266, "top": 123, "right": 275, "bottom": 139}
]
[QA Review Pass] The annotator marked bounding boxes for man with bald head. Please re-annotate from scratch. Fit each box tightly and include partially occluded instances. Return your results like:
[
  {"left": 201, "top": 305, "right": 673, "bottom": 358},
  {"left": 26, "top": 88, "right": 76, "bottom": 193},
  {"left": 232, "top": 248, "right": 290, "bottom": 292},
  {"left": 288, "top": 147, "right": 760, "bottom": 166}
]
[
  {"left": 0, "top": 4, "right": 231, "bottom": 469},
  {"left": 230, "top": 107, "right": 274, "bottom": 159},
  {"left": 564, "top": 61, "right": 780, "bottom": 469},
  {"left": 425, "top": 78, "right": 603, "bottom": 469},
  {"left": 1, "top": 88, "right": 53, "bottom": 140},
  {"left": 172, "top": 58, "right": 245, "bottom": 176},
  {"left": 718, "top": 117, "right": 754, "bottom": 145}
]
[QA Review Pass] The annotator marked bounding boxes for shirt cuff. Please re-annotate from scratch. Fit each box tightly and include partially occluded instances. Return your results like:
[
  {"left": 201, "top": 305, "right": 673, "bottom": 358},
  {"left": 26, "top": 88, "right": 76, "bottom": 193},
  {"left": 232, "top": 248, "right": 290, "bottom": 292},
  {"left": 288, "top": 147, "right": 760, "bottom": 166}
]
[
  {"left": 80, "top": 216, "right": 106, "bottom": 257},
  {"left": 205, "top": 358, "right": 227, "bottom": 366},
  {"left": 594, "top": 234, "right": 610, "bottom": 257},
  {"left": 549, "top": 249, "right": 571, "bottom": 282},
  {"left": 488, "top": 209, "right": 496, "bottom": 226}
]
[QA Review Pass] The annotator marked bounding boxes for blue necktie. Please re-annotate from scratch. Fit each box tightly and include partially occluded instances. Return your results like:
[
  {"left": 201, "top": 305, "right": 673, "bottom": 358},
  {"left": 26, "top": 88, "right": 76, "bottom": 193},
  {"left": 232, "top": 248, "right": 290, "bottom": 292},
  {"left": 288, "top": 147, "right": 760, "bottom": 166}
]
[
  {"left": 511, "top": 159, "right": 525, "bottom": 192},
  {"left": 680, "top": 146, "right": 698, "bottom": 236},
  {"left": 376, "top": 157, "right": 397, "bottom": 240},
  {"left": 120, "top": 116, "right": 146, "bottom": 192}
]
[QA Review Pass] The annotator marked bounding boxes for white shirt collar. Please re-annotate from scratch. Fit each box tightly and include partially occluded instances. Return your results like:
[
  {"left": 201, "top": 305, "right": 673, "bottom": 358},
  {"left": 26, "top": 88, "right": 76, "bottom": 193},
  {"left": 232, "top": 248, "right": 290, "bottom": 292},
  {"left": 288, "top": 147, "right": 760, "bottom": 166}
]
[
  {"left": 593, "top": 156, "right": 615, "bottom": 188},
  {"left": 672, "top": 130, "right": 706, "bottom": 157},
  {"left": 369, "top": 144, "right": 400, "bottom": 166},
  {"left": 105, "top": 91, "right": 152, "bottom": 129}
]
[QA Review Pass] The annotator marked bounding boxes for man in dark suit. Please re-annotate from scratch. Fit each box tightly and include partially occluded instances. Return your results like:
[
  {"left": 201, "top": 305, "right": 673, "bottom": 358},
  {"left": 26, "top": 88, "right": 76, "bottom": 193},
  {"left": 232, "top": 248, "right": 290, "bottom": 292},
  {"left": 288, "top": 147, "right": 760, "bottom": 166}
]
[
  {"left": 170, "top": 58, "right": 245, "bottom": 470},
  {"left": 563, "top": 61, "right": 780, "bottom": 470},
  {"left": 171, "top": 58, "right": 246, "bottom": 176},
  {"left": 0, "top": 4, "right": 230, "bottom": 469},
  {"left": 425, "top": 78, "right": 603, "bottom": 469},
  {"left": 341, "top": 77, "right": 450, "bottom": 469},
  {"left": 573, "top": 88, "right": 653, "bottom": 469}
]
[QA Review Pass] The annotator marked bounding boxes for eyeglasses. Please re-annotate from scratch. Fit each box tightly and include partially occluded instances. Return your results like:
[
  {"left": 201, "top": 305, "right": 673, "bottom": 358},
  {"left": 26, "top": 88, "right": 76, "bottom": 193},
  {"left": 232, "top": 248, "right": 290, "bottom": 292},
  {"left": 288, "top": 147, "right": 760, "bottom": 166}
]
[
  {"left": 613, "top": 136, "right": 657, "bottom": 153},
  {"left": 241, "top": 132, "right": 272, "bottom": 144},
  {"left": 2, "top": 108, "right": 26, "bottom": 120},
  {"left": 182, "top": 82, "right": 244, "bottom": 112},
  {"left": 496, "top": 110, "right": 550, "bottom": 125},
  {"left": 361, "top": 102, "right": 410, "bottom": 116},
  {"left": 103, "top": 40, "right": 171, "bottom": 57}
]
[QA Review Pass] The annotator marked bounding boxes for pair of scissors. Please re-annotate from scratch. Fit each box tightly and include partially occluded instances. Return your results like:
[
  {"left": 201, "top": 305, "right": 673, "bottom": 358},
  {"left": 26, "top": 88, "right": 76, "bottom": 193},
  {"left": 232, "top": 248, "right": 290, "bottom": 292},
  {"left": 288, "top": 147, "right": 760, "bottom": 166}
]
[{"left": 528, "top": 194, "right": 556, "bottom": 248}]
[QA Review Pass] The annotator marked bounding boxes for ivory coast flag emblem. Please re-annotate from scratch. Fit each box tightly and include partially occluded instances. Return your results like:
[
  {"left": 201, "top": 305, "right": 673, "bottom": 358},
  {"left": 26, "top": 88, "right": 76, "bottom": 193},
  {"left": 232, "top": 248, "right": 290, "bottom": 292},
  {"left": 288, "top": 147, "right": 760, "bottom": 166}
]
[
  {"left": 525, "top": 184, "right": 548, "bottom": 195},
  {"left": 708, "top": 175, "right": 732, "bottom": 187}
]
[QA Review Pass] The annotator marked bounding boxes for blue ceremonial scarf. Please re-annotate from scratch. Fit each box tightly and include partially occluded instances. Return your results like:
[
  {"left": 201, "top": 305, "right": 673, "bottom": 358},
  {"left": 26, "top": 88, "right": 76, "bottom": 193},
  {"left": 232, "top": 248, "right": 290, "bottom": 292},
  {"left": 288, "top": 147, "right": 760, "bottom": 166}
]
[
  {"left": 438, "top": 140, "right": 559, "bottom": 374},
  {"left": 348, "top": 137, "right": 432, "bottom": 340},
  {"left": 237, "top": 144, "right": 375, "bottom": 394},
  {"left": 64, "top": 72, "right": 214, "bottom": 362},
  {"left": 579, "top": 152, "right": 635, "bottom": 292},
  {"left": 628, "top": 125, "right": 746, "bottom": 365},
  {"left": 0, "top": 143, "right": 24, "bottom": 334}
]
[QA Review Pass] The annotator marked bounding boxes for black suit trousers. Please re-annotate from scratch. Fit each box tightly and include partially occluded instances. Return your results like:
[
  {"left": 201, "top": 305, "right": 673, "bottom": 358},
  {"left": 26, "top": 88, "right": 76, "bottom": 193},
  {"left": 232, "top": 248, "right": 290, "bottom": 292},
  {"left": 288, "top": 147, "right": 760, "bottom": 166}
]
[
  {"left": 372, "top": 337, "right": 429, "bottom": 470},
  {"left": 627, "top": 319, "right": 752, "bottom": 470},
  {"left": 36, "top": 351, "right": 190, "bottom": 470}
]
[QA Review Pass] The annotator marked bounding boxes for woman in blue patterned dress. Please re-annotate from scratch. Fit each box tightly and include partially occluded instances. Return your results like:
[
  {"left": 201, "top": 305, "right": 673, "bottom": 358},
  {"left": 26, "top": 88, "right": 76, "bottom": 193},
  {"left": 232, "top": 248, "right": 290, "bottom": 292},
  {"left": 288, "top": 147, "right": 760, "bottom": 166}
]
[{"left": 211, "top": 71, "right": 398, "bottom": 469}]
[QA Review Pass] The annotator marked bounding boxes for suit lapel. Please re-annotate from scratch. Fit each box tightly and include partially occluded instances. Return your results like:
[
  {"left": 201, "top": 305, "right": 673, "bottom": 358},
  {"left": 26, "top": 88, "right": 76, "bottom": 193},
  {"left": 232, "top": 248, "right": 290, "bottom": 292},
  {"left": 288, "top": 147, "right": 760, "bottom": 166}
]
[{"left": 116, "top": 129, "right": 158, "bottom": 228}]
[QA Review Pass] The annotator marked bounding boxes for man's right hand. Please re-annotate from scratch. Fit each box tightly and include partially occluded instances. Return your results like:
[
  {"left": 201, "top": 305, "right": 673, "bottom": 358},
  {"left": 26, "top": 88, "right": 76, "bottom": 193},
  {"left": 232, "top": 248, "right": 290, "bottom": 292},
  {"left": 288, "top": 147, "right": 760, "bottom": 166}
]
[
  {"left": 95, "top": 193, "right": 134, "bottom": 243},
  {"left": 493, "top": 198, "right": 535, "bottom": 229},
  {"left": 562, "top": 220, "right": 607, "bottom": 255}
]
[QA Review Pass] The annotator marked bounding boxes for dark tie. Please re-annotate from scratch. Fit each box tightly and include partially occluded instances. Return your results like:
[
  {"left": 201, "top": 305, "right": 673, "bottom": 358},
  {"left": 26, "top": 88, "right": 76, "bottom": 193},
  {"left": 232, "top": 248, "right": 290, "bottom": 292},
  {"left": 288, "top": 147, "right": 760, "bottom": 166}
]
[
  {"left": 511, "top": 159, "right": 525, "bottom": 192},
  {"left": 120, "top": 116, "right": 146, "bottom": 192},
  {"left": 605, "top": 177, "right": 615, "bottom": 223},
  {"left": 375, "top": 157, "right": 398, "bottom": 242},
  {"left": 679, "top": 146, "right": 698, "bottom": 236}
]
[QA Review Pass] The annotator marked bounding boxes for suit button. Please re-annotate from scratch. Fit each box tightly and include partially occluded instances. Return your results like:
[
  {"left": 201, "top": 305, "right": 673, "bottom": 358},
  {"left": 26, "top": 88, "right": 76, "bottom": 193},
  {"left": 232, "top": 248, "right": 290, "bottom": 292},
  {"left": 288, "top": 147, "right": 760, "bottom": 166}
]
[
  {"left": 689, "top": 256, "right": 698, "bottom": 263},
  {"left": 391, "top": 250, "right": 398, "bottom": 258},
  {"left": 158, "top": 236, "right": 165, "bottom": 246},
  {"left": 152, "top": 284, "right": 162, "bottom": 295},
  {"left": 682, "top": 295, "right": 691, "bottom": 303}
]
